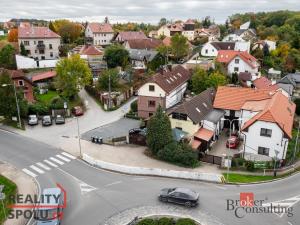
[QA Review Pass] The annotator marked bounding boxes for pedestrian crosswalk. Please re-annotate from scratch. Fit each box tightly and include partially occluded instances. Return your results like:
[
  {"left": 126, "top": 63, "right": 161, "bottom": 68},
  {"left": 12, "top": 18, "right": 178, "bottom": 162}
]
[
  {"left": 263, "top": 195, "right": 300, "bottom": 217},
  {"left": 22, "top": 152, "right": 76, "bottom": 178}
]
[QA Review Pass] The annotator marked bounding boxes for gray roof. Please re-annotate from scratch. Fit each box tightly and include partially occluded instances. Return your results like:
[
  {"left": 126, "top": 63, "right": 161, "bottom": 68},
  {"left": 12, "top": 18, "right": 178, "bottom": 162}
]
[
  {"left": 278, "top": 72, "right": 300, "bottom": 87},
  {"left": 234, "top": 28, "right": 256, "bottom": 36},
  {"left": 210, "top": 42, "right": 235, "bottom": 50},
  {"left": 203, "top": 109, "right": 225, "bottom": 124},
  {"left": 128, "top": 49, "right": 158, "bottom": 62},
  {"left": 168, "top": 88, "right": 215, "bottom": 123},
  {"left": 277, "top": 83, "right": 294, "bottom": 96}
]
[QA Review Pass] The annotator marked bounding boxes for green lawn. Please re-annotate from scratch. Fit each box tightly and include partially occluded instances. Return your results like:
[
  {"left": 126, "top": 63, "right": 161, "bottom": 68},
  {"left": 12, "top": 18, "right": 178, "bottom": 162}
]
[
  {"left": 0, "top": 175, "right": 17, "bottom": 224},
  {"left": 36, "top": 90, "right": 59, "bottom": 104},
  {"left": 0, "top": 35, "right": 7, "bottom": 41},
  {"left": 224, "top": 173, "right": 275, "bottom": 183}
]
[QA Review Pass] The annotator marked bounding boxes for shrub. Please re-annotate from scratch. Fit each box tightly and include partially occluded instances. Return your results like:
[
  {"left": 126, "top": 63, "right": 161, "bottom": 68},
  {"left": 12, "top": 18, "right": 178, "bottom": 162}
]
[
  {"left": 50, "top": 96, "right": 65, "bottom": 109},
  {"left": 28, "top": 103, "right": 49, "bottom": 115},
  {"left": 130, "top": 100, "right": 138, "bottom": 112},
  {"left": 245, "top": 161, "right": 255, "bottom": 172},
  {"left": 158, "top": 217, "right": 174, "bottom": 225},
  {"left": 158, "top": 142, "right": 199, "bottom": 168},
  {"left": 137, "top": 218, "right": 157, "bottom": 225},
  {"left": 175, "top": 218, "right": 196, "bottom": 225}
]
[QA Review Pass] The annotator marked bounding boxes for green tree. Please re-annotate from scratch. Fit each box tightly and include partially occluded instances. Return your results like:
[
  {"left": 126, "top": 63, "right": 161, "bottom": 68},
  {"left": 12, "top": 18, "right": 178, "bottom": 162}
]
[
  {"left": 0, "top": 44, "right": 16, "bottom": 69},
  {"left": 20, "top": 42, "right": 27, "bottom": 56},
  {"left": 104, "top": 44, "right": 129, "bottom": 69},
  {"left": 97, "top": 68, "right": 119, "bottom": 91},
  {"left": 156, "top": 44, "right": 170, "bottom": 64},
  {"left": 206, "top": 71, "right": 228, "bottom": 88},
  {"left": 146, "top": 105, "right": 173, "bottom": 155},
  {"left": 191, "top": 68, "right": 208, "bottom": 94},
  {"left": 0, "top": 72, "right": 28, "bottom": 119},
  {"left": 49, "top": 21, "right": 56, "bottom": 32},
  {"left": 170, "top": 34, "right": 189, "bottom": 62},
  {"left": 55, "top": 54, "right": 92, "bottom": 99}
]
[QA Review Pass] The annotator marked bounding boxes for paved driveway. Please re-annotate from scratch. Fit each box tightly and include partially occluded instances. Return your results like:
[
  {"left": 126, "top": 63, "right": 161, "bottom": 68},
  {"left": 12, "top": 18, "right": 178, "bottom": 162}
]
[
  {"left": 11, "top": 89, "right": 136, "bottom": 148},
  {"left": 81, "top": 118, "right": 141, "bottom": 142}
]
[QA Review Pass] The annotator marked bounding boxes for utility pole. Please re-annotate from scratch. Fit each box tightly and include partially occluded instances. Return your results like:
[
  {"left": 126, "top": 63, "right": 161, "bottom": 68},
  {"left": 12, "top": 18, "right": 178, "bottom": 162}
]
[{"left": 108, "top": 73, "right": 111, "bottom": 110}]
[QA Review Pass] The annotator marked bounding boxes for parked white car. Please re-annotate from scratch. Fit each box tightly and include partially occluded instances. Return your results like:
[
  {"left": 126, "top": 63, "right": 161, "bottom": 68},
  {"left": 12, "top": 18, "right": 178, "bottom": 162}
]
[{"left": 28, "top": 115, "right": 38, "bottom": 126}]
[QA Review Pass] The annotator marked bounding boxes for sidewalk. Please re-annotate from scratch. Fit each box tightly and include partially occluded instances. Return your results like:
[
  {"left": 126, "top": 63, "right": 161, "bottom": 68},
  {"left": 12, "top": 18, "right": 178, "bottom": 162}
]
[
  {"left": 0, "top": 161, "right": 39, "bottom": 225},
  {"left": 60, "top": 137, "right": 221, "bottom": 174}
]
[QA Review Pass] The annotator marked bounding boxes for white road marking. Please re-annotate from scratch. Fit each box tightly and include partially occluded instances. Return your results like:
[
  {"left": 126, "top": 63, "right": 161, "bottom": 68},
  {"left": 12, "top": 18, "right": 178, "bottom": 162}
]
[
  {"left": 215, "top": 186, "right": 227, "bottom": 190},
  {"left": 132, "top": 177, "right": 148, "bottom": 181},
  {"left": 36, "top": 162, "right": 51, "bottom": 171},
  {"left": 105, "top": 181, "right": 122, "bottom": 187},
  {"left": 56, "top": 168, "right": 97, "bottom": 195},
  {"left": 61, "top": 152, "right": 76, "bottom": 160},
  {"left": 50, "top": 157, "right": 64, "bottom": 165},
  {"left": 263, "top": 195, "right": 300, "bottom": 218},
  {"left": 30, "top": 165, "right": 44, "bottom": 174},
  {"left": 56, "top": 154, "right": 71, "bottom": 162},
  {"left": 22, "top": 168, "right": 37, "bottom": 178},
  {"left": 44, "top": 159, "right": 58, "bottom": 168}
]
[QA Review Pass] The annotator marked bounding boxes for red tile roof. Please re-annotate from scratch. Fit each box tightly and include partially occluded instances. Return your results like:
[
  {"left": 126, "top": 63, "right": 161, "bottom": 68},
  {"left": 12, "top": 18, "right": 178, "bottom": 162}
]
[
  {"left": 79, "top": 45, "right": 103, "bottom": 55},
  {"left": 151, "top": 65, "right": 191, "bottom": 94},
  {"left": 242, "top": 92, "right": 295, "bottom": 139},
  {"left": 165, "top": 23, "right": 183, "bottom": 32},
  {"left": 117, "top": 31, "right": 147, "bottom": 41},
  {"left": 253, "top": 77, "right": 279, "bottom": 91},
  {"left": 213, "top": 86, "right": 273, "bottom": 111},
  {"left": 216, "top": 50, "right": 258, "bottom": 69},
  {"left": 163, "top": 37, "right": 172, "bottom": 47},
  {"left": 126, "top": 38, "right": 162, "bottom": 50},
  {"left": 32, "top": 71, "right": 56, "bottom": 82},
  {"left": 18, "top": 27, "right": 60, "bottom": 39},
  {"left": 194, "top": 128, "right": 214, "bottom": 141},
  {"left": 191, "top": 139, "right": 202, "bottom": 150},
  {"left": 88, "top": 23, "right": 114, "bottom": 33}
]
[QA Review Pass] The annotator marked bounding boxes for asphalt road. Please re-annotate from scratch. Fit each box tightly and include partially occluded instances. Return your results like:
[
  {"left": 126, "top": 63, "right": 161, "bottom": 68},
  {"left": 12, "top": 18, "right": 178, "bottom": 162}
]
[{"left": 1, "top": 130, "right": 299, "bottom": 225}]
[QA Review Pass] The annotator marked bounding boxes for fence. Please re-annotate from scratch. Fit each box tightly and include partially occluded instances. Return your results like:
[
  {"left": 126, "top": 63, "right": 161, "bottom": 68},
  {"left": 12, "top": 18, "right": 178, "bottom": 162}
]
[{"left": 200, "top": 154, "right": 222, "bottom": 165}]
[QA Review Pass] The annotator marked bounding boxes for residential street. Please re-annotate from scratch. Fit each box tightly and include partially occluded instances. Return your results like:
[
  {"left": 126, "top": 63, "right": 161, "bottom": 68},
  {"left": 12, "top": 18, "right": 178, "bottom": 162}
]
[
  {"left": 12, "top": 89, "right": 136, "bottom": 148},
  {"left": 1, "top": 129, "right": 299, "bottom": 225}
]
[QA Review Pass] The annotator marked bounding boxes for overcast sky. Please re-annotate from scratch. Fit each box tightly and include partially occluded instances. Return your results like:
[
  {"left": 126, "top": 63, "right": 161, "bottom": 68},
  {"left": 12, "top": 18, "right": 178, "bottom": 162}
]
[{"left": 1, "top": 0, "right": 300, "bottom": 24}]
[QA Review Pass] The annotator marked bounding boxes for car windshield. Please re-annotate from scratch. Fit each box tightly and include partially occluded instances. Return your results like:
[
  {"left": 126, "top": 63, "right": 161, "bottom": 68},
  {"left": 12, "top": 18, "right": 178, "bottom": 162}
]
[
  {"left": 29, "top": 115, "right": 36, "bottom": 119},
  {"left": 44, "top": 117, "right": 50, "bottom": 121},
  {"left": 57, "top": 115, "right": 62, "bottom": 118},
  {"left": 35, "top": 208, "right": 58, "bottom": 221}
]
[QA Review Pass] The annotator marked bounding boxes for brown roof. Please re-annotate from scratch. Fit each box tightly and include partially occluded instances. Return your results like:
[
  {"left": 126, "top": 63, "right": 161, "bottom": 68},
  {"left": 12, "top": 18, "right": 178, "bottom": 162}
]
[
  {"left": 32, "top": 71, "right": 56, "bottom": 82},
  {"left": 88, "top": 23, "right": 114, "bottom": 33},
  {"left": 151, "top": 65, "right": 191, "bottom": 94},
  {"left": 168, "top": 88, "right": 215, "bottom": 123},
  {"left": 238, "top": 72, "right": 252, "bottom": 81},
  {"left": 79, "top": 45, "right": 103, "bottom": 55},
  {"left": 185, "top": 19, "right": 195, "bottom": 25},
  {"left": 163, "top": 37, "right": 172, "bottom": 47},
  {"left": 213, "top": 86, "right": 273, "bottom": 111},
  {"left": 117, "top": 31, "right": 147, "bottom": 41},
  {"left": 253, "top": 77, "right": 279, "bottom": 91},
  {"left": 194, "top": 128, "right": 214, "bottom": 141},
  {"left": 165, "top": 23, "right": 183, "bottom": 32},
  {"left": 18, "top": 27, "right": 60, "bottom": 39},
  {"left": 242, "top": 92, "right": 295, "bottom": 139},
  {"left": 216, "top": 50, "right": 258, "bottom": 69},
  {"left": 210, "top": 42, "right": 235, "bottom": 50},
  {"left": 126, "top": 39, "right": 162, "bottom": 50},
  {"left": 0, "top": 68, "right": 32, "bottom": 84}
]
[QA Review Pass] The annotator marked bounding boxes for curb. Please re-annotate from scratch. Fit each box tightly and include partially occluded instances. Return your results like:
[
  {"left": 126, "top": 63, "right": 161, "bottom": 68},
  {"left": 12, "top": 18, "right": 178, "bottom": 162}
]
[{"left": 81, "top": 153, "right": 224, "bottom": 183}]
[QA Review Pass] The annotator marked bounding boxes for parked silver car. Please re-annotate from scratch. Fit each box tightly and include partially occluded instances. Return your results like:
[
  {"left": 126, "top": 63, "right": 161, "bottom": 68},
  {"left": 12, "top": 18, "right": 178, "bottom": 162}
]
[
  {"left": 28, "top": 115, "right": 38, "bottom": 126},
  {"left": 42, "top": 115, "right": 52, "bottom": 126}
]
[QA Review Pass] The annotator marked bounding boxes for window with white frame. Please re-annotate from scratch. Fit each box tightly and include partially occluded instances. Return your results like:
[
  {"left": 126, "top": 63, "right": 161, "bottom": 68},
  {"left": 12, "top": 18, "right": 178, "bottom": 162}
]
[
  {"left": 260, "top": 128, "right": 272, "bottom": 137},
  {"left": 258, "top": 147, "right": 270, "bottom": 156}
]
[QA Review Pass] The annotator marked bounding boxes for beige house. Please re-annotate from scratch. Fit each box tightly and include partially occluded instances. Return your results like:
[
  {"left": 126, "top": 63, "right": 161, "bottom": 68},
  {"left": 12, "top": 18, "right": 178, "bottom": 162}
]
[
  {"left": 85, "top": 22, "right": 114, "bottom": 46},
  {"left": 18, "top": 26, "right": 60, "bottom": 60}
]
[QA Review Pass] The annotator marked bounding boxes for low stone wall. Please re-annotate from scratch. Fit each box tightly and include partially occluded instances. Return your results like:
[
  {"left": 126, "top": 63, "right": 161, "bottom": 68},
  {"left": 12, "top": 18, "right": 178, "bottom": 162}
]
[{"left": 83, "top": 154, "right": 224, "bottom": 183}]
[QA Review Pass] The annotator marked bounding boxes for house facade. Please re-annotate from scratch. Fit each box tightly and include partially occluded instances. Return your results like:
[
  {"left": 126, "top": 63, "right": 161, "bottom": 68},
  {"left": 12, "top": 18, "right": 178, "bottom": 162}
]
[
  {"left": 137, "top": 65, "right": 191, "bottom": 118},
  {"left": 18, "top": 27, "right": 61, "bottom": 60},
  {"left": 216, "top": 50, "right": 259, "bottom": 77},
  {"left": 85, "top": 22, "right": 114, "bottom": 46},
  {"left": 201, "top": 42, "right": 235, "bottom": 57},
  {"left": 115, "top": 31, "right": 147, "bottom": 43}
]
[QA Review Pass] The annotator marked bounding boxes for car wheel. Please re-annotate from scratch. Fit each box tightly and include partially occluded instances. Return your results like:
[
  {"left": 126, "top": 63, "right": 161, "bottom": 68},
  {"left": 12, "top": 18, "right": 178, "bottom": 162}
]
[{"left": 185, "top": 201, "right": 192, "bottom": 208}]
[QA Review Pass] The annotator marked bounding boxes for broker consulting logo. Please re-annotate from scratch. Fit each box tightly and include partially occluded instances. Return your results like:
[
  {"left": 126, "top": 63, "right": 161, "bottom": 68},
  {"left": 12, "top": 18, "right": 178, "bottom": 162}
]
[
  {"left": 6, "top": 183, "right": 66, "bottom": 222},
  {"left": 226, "top": 192, "right": 293, "bottom": 218}
]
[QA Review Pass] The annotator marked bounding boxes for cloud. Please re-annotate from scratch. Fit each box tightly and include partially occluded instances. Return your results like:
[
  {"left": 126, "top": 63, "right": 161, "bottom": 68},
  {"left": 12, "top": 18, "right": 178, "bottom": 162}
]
[{"left": 0, "top": 0, "right": 299, "bottom": 24}]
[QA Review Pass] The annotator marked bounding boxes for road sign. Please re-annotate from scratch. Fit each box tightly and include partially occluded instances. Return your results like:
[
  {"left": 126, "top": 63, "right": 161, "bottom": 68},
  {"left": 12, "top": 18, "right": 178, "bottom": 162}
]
[
  {"left": 254, "top": 161, "right": 267, "bottom": 169},
  {"left": 64, "top": 102, "right": 68, "bottom": 109}
]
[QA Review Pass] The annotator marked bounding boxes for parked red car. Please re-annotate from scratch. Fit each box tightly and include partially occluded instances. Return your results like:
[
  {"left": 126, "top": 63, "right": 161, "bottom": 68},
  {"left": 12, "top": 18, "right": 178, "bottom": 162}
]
[
  {"left": 72, "top": 106, "right": 84, "bottom": 116},
  {"left": 226, "top": 136, "right": 239, "bottom": 149}
]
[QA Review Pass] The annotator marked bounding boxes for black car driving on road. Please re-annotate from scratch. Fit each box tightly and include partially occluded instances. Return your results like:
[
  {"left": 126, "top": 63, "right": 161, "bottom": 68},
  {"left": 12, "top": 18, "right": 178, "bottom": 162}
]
[{"left": 158, "top": 187, "right": 199, "bottom": 207}]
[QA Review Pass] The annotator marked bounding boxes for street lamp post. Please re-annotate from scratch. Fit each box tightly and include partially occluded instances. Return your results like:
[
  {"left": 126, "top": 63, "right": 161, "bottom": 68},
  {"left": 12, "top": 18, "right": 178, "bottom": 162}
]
[
  {"left": 221, "top": 118, "right": 243, "bottom": 182},
  {"left": 2, "top": 83, "right": 21, "bottom": 128},
  {"left": 75, "top": 117, "right": 82, "bottom": 158},
  {"left": 273, "top": 150, "right": 279, "bottom": 177}
]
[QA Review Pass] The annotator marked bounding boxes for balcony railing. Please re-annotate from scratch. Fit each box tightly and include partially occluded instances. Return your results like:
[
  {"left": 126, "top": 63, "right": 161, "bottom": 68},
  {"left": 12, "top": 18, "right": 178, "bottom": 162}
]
[{"left": 36, "top": 43, "right": 45, "bottom": 50}]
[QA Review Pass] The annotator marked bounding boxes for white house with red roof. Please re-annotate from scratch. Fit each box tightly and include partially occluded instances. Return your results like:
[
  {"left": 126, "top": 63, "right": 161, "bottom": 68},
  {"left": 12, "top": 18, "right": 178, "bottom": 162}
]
[
  {"left": 216, "top": 50, "right": 259, "bottom": 77},
  {"left": 85, "top": 22, "right": 114, "bottom": 46},
  {"left": 18, "top": 26, "right": 61, "bottom": 60}
]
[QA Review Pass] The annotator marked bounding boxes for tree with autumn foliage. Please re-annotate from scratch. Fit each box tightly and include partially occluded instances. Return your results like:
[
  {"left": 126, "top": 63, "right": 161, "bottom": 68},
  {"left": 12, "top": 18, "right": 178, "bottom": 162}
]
[{"left": 7, "top": 28, "right": 18, "bottom": 42}]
